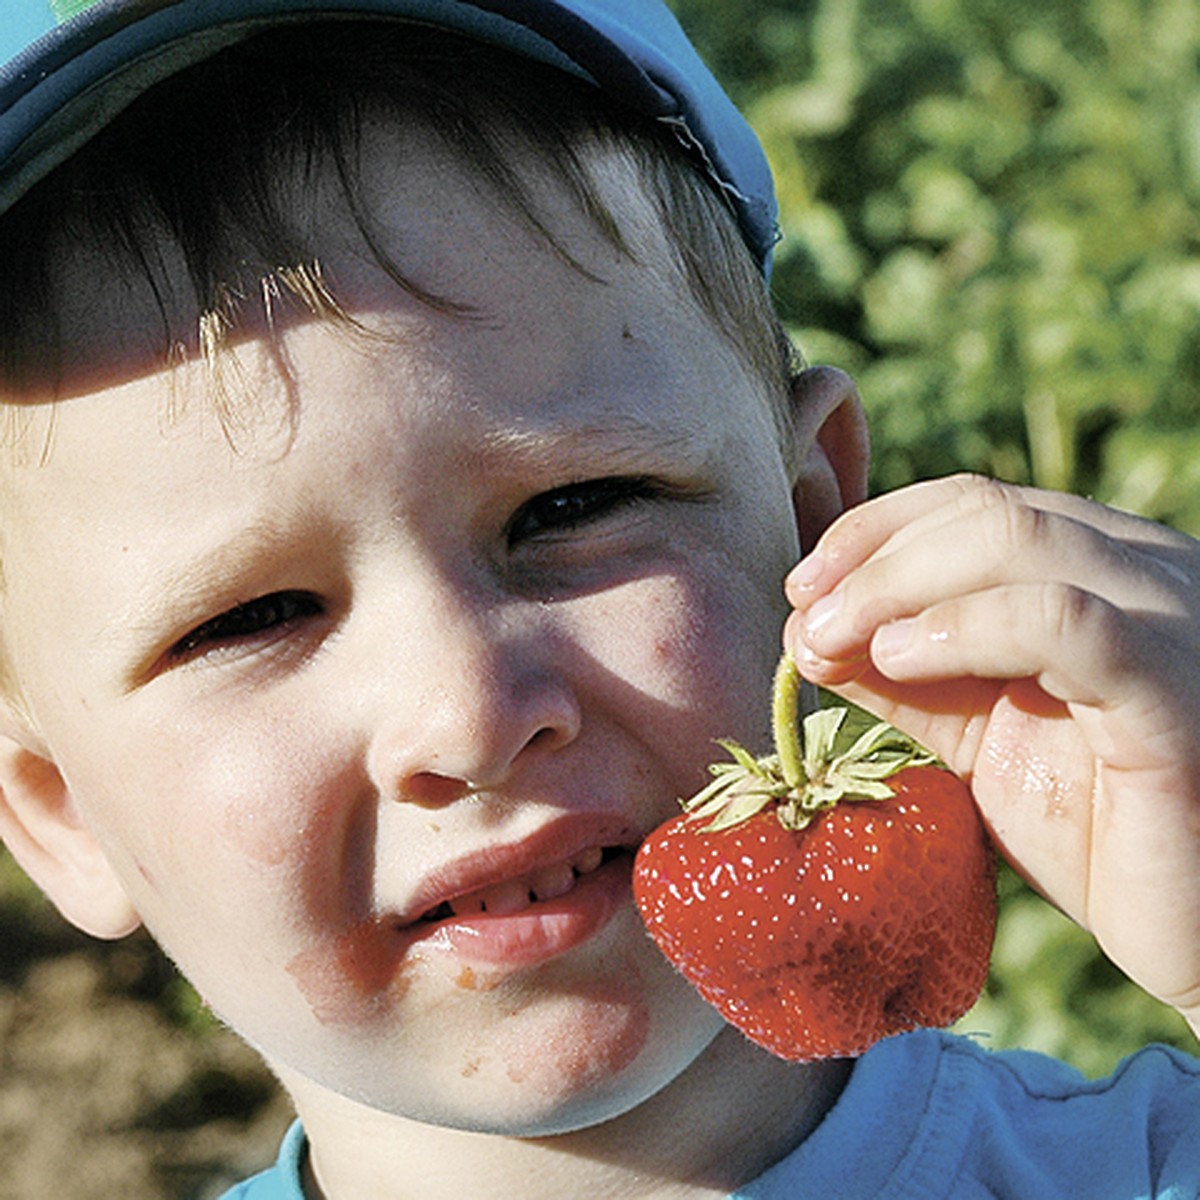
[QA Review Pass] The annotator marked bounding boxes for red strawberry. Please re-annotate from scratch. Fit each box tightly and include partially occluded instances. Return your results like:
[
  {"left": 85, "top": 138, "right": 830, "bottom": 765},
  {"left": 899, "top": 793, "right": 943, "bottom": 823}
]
[{"left": 633, "top": 656, "right": 996, "bottom": 1062}]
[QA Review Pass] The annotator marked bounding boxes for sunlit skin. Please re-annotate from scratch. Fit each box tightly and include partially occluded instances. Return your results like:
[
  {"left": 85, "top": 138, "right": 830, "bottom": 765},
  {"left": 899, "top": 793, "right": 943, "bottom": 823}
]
[
  {"left": 0, "top": 126, "right": 861, "bottom": 1198},
  {"left": 3, "top": 71, "right": 1199, "bottom": 1200}
]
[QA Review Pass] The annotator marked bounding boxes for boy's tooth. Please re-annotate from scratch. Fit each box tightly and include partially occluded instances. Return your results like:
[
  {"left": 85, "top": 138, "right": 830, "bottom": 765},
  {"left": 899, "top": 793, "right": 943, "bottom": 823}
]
[
  {"left": 470, "top": 877, "right": 532, "bottom": 916},
  {"left": 572, "top": 846, "right": 604, "bottom": 875},
  {"left": 529, "top": 860, "right": 575, "bottom": 901}
]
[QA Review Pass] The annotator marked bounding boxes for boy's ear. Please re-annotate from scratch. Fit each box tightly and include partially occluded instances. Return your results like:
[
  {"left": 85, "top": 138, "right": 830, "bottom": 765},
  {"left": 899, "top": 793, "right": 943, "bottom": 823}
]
[
  {"left": 786, "top": 366, "right": 870, "bottom": 552},
  {"left": 0, "top": 725, "right": 141, "bottom": 940}
]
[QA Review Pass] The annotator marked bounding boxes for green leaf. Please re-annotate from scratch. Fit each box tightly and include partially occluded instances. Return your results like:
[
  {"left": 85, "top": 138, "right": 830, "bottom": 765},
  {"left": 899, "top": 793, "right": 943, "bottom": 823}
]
[
  {"left": 700, "top": 789, "right": 780, "bottom": 832},
  {"left": 716, "top": 737, "right": 770, "bottom": 776},
  {"left": 801, "top": 707, "right": 849, "bottom": 778}
]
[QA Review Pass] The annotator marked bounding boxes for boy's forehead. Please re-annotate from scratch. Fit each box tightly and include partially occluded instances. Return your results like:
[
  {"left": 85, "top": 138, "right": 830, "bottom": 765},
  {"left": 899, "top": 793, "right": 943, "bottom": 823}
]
[
  {"left": 27, "top": 122, "right": 683, "bottom": 398},
  {"left": 2, "top": 164, "right": 751, "bottom": 503},
  {"left": 7, "top": 126, "right": 737, "bottom": 462},
  {"left": 0, "top": 0, "right": 778, "bottom": 271}
]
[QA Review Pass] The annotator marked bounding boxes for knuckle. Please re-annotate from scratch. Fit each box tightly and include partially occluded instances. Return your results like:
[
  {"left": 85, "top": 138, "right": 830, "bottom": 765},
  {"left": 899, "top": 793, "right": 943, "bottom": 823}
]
[
  {"left": 945, "top": 471, "right": 1004, "bottom": 507},
  {"left": 1038, "top": 580, "right": 1108, "bottom": 644},
  {"left": 971, "top": 482, "right": 1047, "bottom": 557}
]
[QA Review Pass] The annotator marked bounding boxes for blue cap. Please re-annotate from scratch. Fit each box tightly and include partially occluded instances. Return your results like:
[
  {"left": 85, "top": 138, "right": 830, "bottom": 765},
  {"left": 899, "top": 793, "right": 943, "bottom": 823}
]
[{"left": 0, "top": 0, "right": 778, "bottom": 272}]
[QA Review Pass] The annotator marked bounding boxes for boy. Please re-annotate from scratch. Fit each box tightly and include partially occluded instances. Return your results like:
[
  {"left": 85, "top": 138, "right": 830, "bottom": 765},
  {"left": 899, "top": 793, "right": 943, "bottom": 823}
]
[{"left": 0, "top": 2, "right": 1197, "bottom": 1197}]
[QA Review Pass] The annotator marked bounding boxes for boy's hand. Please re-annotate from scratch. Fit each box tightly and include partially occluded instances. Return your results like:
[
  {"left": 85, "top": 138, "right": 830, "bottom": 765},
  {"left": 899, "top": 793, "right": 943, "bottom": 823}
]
[{"left": 785, "top": 474, "right": 1200, "bottom": 1037}]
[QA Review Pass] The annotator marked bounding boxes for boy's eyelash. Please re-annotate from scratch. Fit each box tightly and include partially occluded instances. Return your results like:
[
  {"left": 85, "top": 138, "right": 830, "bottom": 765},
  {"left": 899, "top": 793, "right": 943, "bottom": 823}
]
[
  {"left": 169, "top": 590, "right": 323, "bottom": 660},
  {"left": 506, "top": 476, "right": 663, "bottom": 544}
]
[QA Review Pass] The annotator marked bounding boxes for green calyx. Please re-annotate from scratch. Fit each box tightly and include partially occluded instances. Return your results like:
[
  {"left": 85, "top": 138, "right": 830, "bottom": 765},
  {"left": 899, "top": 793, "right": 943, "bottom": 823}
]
[{"left": 684, "top": 655, "right": 935, "bottom": 833}]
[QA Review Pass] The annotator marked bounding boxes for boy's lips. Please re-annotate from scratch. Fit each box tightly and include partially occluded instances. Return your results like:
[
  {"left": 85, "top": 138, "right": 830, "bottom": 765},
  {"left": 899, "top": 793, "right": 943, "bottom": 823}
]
[{"left": 394, "top": 816, "right": 642, "bottom": 968}]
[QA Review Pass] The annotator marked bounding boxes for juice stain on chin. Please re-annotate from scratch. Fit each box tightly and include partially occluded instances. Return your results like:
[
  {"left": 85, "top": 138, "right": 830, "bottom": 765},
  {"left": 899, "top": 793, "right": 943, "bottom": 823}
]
[
  {"left": 286, "top": 918, "right": 409, "bottom": 1025},
  {"left": 502, "top": 970, "right": 650, "bottom": 1095},
  {"left": 456, "top": 965, "right": 501, "bottom": 991}
]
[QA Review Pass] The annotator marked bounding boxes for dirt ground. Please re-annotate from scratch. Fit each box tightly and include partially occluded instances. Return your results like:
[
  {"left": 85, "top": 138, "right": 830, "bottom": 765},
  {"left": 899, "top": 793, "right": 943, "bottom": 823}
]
[{"left": 0, "top": 867, "right": 294, "bottom": 1200}]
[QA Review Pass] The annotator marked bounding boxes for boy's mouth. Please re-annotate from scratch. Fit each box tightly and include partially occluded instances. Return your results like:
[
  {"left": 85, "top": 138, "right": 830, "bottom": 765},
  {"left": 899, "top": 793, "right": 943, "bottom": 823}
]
[
  {"left": 390, "top": 824, "right": 640, "bottom": 970},
  {"left": 286, "top": 843, "right": 638, "bottom": 1018},
  {"left": 389, "top": 816, "right": 643, "bottom": 968},
  {"left": 415, "top": 845, "right": 628, "bottom": 923}
]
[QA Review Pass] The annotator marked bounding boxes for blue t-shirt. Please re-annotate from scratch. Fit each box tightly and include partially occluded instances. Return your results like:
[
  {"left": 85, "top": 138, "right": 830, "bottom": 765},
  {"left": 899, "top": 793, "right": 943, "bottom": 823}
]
[{"left": 221, "top": 1030, "right": 1200, "bottom": 1199}]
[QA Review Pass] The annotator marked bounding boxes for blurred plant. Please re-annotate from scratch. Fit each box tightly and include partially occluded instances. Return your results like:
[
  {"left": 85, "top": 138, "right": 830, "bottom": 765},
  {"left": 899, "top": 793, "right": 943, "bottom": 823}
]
[{"left": 672, "top": 0, "right": 1200, "bottom": 531}]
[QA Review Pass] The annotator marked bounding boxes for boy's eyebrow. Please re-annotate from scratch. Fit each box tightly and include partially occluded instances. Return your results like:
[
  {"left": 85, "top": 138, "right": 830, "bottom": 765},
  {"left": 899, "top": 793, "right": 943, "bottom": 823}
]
[{"left": 475, "top": 410, "right": 722, "bottom": 467}]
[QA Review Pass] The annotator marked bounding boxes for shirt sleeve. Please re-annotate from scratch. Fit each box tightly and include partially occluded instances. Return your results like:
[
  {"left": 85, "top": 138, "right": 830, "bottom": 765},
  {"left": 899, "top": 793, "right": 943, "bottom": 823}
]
[
  {"left": 735, "top": 1030, "right": 1200, "bottom": 1200},
  {"left": 215, "top": 1120, "right": 308, "bottom": 1200}
]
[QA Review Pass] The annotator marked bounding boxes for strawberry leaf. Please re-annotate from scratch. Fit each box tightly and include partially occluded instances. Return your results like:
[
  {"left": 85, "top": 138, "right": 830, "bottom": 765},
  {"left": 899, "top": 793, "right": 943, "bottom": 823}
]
[
  {"left": 717, "top": 738, "right": 772, "bottom": 776},
  {"left": 801, "top": 708, "right": 848, "bottom": 781},
  {"left": 676, "top": 655, "right": 948, "bottom": 835}
]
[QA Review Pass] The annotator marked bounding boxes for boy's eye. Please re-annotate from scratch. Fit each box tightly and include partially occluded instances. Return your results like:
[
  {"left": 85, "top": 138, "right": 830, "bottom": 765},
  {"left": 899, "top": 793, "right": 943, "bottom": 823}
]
[
  {"left": 506, "top": 476, "right": 660, "bottom": 544},
  {"left": 169, "top": 590, "right": 323, "bottom": 660}
]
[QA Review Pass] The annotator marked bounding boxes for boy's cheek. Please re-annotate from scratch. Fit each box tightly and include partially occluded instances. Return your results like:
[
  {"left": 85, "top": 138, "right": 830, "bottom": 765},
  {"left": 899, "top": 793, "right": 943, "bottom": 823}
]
[{"left": 48, "top": 709, "right": 349, "bottom": 942}]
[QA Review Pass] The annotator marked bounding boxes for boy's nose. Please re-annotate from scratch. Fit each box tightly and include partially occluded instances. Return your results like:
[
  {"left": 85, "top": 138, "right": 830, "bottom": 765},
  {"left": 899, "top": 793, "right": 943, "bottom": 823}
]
[{"left": 363, "top": 593, "right": 582, "bottom": 807}]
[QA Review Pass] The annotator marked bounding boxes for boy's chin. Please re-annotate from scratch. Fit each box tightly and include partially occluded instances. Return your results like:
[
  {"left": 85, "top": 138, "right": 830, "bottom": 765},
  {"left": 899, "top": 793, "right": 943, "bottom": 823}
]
[
  {"left": 394, "top": 1029, "right": 724, "bottom": 1140},
  {"left": 277, "top": 982, "right": 727, "bottom": 1139}
]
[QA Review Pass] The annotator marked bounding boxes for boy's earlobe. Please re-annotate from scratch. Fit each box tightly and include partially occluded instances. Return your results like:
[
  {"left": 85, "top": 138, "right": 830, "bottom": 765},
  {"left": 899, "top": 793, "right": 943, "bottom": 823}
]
[
  {"left": 787, "top": 367, "right": 870, "bottom": 552},
  {"left": 0, "top": 733, "right": 141, "bottom": 940}
]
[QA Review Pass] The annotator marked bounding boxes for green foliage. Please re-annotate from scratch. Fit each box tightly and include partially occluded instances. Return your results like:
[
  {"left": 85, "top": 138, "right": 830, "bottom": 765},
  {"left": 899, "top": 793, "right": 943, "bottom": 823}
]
[
  {"left": 671, "top": 0, "right": 1200, "bottom": 1072},
  {"left": 956, "top": 867, "right": 1194, "bottom": 1075},
  {"left": 671, "top": 0, "right": 1200, "bottom": 532},
  {"left": 0, "top": 840, "right": 50, "bottom": 914}
]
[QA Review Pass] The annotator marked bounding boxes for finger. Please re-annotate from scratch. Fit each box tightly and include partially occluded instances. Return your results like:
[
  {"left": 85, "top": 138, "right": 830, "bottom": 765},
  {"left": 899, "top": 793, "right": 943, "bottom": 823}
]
[
  {"left": 787, "top": 476, "right": 1044, "bottom": 601},
  {"left": 788, "top": 643, "right": 1006, "bottom": 776},
  {"left": 791, "top": 495, "right": 1198, "bottom": 668},
  {"left": 861, "top": 582, "right": 1193, "bottom": 774},
  {"left": 788, "top": 474, "right": 1199, "bottom": 607},
  {"left": 818, "top": 474, "right": 1200, "bottom": 568}
]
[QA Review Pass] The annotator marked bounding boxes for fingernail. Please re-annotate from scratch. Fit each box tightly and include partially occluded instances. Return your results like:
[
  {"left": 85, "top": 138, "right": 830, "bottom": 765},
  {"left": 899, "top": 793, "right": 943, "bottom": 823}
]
[
  {"left": 787, "top": 551, "right": 828, "bottom": 594},
  {"left": 795, "top": 639, "right": 824, "bottom": 670},
  {"left": 873, "top": 618, "right": 915, "bottom": 661},
  {"left": 803, "top": 590, "right": 842, "bottom": 636}
]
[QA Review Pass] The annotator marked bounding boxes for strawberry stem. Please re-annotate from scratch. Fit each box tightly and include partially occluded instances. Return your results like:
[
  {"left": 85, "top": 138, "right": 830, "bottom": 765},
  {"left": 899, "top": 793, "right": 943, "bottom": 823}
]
[
  {"left": 682, "top": 655, "right": 940, "bottom": 833},
  {"left": 771, "top": 654, "right": 806, "bottom": 791}
]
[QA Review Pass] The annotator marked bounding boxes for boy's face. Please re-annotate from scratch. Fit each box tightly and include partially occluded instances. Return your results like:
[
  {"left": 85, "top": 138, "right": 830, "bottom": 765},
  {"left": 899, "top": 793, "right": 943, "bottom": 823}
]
[{"left": 1, "top": 127, "right": 813, "bottom": 1133}]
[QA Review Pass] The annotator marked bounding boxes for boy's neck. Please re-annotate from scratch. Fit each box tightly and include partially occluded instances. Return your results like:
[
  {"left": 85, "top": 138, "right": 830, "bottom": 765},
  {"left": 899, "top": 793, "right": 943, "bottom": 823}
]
[{"left": 285, "top": 1029, "right": 851, "bottom": 1200}]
